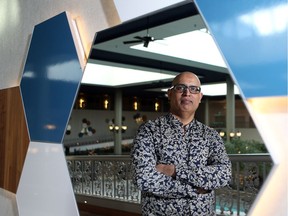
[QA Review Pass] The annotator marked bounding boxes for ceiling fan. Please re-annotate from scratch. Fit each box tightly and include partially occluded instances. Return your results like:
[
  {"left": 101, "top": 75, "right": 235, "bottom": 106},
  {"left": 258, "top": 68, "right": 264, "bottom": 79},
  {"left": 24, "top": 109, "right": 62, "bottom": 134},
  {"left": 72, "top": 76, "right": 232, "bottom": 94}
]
[{"left": 123, "top": 29, "right": 162, "bottom": 48}]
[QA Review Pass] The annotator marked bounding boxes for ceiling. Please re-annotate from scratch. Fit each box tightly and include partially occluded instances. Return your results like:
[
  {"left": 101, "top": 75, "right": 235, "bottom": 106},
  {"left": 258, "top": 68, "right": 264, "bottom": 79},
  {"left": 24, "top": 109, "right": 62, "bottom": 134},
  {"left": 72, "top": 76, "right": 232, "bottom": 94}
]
[{"left": 82, "top": 1, "right": 230, "bottom": 95}]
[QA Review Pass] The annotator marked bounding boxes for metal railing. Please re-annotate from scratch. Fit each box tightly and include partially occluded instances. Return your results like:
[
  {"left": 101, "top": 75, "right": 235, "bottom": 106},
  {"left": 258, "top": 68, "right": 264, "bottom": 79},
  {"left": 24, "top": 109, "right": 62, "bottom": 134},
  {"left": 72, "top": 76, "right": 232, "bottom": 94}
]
[
  {"left": 66, "top": 154, "right": 272, "bottom": 215},
  {"left": 216, "top": 154, "right": 272, "bottom": 215}
]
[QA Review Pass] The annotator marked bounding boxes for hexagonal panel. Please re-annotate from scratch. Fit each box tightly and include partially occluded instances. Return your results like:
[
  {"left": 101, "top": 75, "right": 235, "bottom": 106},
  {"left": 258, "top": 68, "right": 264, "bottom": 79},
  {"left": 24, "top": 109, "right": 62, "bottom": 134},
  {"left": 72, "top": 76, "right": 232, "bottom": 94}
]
[
  {"left": 20, "top": 12, "right": 83, "bottom": 143},
  {"left": 194, "top": 0, "right": 287, "bottom": 98},
  {"left": 194, "top": 0, "right": 287, "bottom": 215}
]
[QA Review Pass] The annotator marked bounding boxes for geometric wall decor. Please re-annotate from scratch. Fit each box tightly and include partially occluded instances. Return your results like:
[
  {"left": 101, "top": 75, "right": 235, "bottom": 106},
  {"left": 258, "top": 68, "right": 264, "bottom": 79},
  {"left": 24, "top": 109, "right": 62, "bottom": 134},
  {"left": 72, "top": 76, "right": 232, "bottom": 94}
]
[
  {"left": 0, "top": 186, "right": 19, "bottom": 215},
  {"left": 20, "top": 12, "right": 83, "bottom": 143},
  {"left": 17, "top": 141, "right": 80, "bottom": 216},
  {"left": 17, "top": 12, "right": 83, "bottom": 216},
  {"left": 194, "top": 0, "right": 287, "bottom": 215},
  {"left": 195, "top": 0, "right": 287, "bottom": 99},
  {"left": 78, "top": 118, "right": 97, "bottom": 138}
]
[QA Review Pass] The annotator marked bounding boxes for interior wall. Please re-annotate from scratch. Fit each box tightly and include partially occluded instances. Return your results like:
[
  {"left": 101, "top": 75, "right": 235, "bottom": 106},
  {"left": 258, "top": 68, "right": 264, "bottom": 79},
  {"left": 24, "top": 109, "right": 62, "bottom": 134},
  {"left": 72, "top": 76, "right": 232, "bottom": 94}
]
[
  {"left": 0, "top": 0, "right": 121, "bottom": 194},
  {"left": 64, "top": 109, "right": 165, "bottom": 143},
  {"left": 64, "top": 106, "right": 264, "bottom": 149},
  {"left": 0, "top": 87, "right": 29, "bottom": 193}
]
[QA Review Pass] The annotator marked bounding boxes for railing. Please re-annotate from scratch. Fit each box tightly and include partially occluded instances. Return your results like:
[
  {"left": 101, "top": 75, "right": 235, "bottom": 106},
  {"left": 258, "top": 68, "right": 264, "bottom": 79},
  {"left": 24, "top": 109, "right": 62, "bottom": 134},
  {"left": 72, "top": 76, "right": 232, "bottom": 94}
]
[
  {"left": 216, "top": 154, "right": 272, "bottom": 215},
  {"left": 66, "top": 154, "right": 272, "bottom": 215}
]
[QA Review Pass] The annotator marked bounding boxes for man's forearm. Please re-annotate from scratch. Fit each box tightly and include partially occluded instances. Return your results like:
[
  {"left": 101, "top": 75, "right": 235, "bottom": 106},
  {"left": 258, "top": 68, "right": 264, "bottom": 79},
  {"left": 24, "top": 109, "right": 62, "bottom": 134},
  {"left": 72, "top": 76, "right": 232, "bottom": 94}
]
[{"left": 156, "top": 163, "right": 176, "bottom": 178}]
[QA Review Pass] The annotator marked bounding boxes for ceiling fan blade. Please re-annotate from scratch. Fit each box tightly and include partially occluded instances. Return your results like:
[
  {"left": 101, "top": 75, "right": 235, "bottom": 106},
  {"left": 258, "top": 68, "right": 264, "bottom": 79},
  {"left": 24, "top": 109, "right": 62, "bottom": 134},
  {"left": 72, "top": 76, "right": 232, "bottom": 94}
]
[
  {"left": 123, "top": 40, "right": 143, "bottom": 44},
  {"left": 134, "top": 36, "right": 144, "bottom": 40},
  {"left": 143, "top": 40, "right": 149, "bottom": 48},
  {"left": 123, "top": 34, "right": 162, "bottom": 47}
]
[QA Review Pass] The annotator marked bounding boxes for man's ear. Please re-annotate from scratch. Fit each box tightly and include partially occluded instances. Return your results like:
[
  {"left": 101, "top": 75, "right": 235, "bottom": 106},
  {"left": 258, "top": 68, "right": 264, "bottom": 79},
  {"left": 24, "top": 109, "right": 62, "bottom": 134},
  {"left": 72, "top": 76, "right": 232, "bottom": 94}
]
[
  {"left": 199, "top": 92, "right": 203, "bottom": 103},
  {"left": 167, "top": 89, "right": 172, "bottom": 100}
]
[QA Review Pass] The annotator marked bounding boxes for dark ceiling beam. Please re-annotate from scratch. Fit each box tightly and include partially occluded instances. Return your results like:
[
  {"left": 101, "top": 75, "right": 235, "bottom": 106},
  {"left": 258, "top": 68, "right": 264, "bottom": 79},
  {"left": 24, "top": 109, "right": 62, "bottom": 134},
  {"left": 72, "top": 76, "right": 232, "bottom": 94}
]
[
  {"left": 92, "top": 1, "right": 198, "bottom": 44},
  {"left": 86, "top": 0, "right": 229, "bottom": 90}
]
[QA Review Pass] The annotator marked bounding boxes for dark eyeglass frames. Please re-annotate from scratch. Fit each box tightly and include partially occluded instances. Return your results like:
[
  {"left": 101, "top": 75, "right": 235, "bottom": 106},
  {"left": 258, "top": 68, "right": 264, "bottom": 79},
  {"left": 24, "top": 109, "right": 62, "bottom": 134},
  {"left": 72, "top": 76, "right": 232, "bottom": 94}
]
[{"left": 170, "top": 84, "right": 201, "bottom": 94}]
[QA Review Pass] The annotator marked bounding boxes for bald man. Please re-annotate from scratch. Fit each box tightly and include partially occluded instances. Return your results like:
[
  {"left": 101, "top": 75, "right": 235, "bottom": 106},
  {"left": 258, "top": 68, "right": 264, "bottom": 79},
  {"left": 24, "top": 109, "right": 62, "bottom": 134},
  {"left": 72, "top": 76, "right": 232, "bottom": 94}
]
[{"left": 131, "top": 72, "right": 232, "bottom": 216}]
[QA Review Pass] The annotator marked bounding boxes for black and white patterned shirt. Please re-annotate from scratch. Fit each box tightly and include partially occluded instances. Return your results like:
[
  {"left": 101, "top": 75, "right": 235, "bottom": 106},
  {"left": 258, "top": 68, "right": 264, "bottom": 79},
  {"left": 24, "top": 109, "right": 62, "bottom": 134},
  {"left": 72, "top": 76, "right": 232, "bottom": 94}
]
[{"left": 131, "top": 113, "right": 232, "bottom": 216}]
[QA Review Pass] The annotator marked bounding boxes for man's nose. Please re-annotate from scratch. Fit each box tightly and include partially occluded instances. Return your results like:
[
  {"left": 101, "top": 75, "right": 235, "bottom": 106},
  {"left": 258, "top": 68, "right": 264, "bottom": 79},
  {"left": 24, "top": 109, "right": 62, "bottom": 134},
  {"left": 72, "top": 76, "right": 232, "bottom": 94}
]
[{"left": 182, "top": 87, "right": 190, "bottom": 94}]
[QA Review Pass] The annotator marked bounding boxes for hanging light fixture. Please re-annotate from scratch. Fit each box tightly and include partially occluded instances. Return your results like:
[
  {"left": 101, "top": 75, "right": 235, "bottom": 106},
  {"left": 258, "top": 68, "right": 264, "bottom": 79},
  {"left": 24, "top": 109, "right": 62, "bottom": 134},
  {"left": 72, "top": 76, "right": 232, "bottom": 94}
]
[
  {"left": 103, "top": 95, "right": 110, "bottom": 110},
  {"left": 229, "top": 132, "right": 235, "bottom": 138},
  {"left": 107, "top": 117, "right": 127, "bottom": 133},
  {"left": 133, "top": 97, "right": 139, "bottom": 111},
  {"left": 155, "top": 99, "right": 160, "bottom": 111},
  {"left": 236, "top": 131, "right": 242, "bottom": 138},
  {"left": 227, "top": 130, "right": 242, "bottom": 140},
  {"left": 219, "top": 131, "right": 225, "bottom": 137},
  {"left": 79, "top": 97, "right": 86, "bottom": 109}
]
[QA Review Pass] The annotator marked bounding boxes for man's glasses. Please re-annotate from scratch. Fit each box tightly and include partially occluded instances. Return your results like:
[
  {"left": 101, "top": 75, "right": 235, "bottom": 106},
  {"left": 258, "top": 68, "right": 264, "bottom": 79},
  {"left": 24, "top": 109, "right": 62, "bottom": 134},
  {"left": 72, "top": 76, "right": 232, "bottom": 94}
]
[{"left": 170, "top": 84, "right": 201, "bottom": 94}]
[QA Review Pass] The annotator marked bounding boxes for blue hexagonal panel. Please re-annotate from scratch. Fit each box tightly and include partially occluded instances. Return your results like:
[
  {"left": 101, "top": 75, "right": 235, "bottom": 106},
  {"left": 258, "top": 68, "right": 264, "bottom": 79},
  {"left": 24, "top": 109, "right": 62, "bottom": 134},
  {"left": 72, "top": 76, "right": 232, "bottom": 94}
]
[
  {"left": 195, "top": 0, "right": 287, "bottom": 98},
  {"left": 20, "top": 12, "right": 83, "bottom": 143}
]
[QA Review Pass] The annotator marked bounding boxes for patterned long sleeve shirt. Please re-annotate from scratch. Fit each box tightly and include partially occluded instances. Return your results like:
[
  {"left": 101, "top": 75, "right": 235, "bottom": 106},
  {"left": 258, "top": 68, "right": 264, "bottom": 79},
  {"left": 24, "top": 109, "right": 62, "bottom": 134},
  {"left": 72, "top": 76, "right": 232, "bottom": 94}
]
[{"left": 131, "top": 113, "right": 232, "bottom": 216}]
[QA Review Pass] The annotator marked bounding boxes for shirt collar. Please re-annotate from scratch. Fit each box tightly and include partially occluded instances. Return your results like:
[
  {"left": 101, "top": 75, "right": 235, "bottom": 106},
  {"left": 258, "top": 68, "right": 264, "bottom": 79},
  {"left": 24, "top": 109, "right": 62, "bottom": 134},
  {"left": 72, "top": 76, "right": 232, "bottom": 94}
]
[{"left": 168, "top": 113, "right": 196, "bottom": 128}]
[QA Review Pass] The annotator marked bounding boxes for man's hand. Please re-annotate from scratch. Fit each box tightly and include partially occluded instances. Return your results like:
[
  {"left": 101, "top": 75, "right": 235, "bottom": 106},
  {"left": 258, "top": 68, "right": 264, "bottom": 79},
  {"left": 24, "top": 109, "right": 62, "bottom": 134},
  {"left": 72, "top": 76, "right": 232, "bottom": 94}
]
[{"left": 156, "top": 164, "right": 176, "bottom": 178}]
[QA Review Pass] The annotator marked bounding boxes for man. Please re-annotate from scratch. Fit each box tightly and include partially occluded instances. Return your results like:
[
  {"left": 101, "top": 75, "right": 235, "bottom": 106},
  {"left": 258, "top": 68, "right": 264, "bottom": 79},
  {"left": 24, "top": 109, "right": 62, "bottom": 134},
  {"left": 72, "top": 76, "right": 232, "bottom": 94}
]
[{"left": 131, "top": 72, "right": 232, "bottom": 215}]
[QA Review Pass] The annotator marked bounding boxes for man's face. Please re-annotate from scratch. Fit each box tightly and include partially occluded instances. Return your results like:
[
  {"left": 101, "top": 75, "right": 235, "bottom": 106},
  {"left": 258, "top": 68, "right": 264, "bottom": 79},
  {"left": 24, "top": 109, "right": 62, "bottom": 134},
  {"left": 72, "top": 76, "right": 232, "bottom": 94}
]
[{"left": 168, "top": 73, "right": 203, "bottom": 117}]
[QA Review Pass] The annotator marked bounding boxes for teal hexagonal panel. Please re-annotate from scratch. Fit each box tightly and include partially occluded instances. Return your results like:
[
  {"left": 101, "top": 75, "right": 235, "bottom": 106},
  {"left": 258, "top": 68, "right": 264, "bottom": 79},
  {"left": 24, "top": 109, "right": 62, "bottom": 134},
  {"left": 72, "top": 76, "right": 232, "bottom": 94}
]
[
  {"left": 195, "top": 0, "right": 287, "bottom": 98},
  {"left": 20, "top": 12, "right": 83, "bottom": 143}
]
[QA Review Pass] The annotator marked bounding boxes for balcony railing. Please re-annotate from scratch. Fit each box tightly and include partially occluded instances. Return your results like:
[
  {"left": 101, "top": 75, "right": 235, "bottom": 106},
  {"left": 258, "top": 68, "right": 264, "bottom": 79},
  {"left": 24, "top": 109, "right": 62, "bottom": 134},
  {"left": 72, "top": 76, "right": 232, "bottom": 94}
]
[{"left": 66, "top": 154, "right": 272, "bottom": 215}]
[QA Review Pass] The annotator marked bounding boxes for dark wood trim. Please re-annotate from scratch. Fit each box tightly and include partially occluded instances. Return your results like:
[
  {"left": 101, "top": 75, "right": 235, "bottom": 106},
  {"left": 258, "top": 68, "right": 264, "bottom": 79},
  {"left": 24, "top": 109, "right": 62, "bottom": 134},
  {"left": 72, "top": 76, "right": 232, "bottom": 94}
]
[
  {"left": 0, "top": 87, "right": 29, "bottom": 193},
  {"left": 78, "top": 202, "right": 141, "bottom": 216}
]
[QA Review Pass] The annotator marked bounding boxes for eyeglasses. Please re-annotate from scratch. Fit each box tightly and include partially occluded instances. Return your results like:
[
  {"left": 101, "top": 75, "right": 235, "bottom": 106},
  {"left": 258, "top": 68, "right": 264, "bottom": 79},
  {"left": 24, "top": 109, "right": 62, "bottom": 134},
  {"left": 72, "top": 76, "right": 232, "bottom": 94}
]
[{"left": 170, "top": 84, "right": 201, "bottom": 94}]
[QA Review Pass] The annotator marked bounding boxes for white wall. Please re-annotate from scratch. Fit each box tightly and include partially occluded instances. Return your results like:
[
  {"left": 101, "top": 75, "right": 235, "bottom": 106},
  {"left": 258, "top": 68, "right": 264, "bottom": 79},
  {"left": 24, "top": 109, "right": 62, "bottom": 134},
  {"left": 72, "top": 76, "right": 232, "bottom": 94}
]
[
  {"left": 0, "top": 188, "right": 18, "bottom": 216},
  {"left": 114, "top": 0, "right": 185, "bottom": 22}
]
